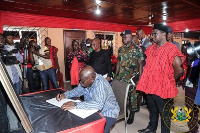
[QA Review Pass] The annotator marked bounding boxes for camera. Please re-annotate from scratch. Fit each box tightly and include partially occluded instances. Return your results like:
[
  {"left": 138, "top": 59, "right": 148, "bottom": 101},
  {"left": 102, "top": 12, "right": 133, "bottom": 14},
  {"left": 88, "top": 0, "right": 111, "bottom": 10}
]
[
  {"left": 183, "top": 41, "right": 200, "bottom": 61},
  {"left": 0, "top": 49, "right": 17, "bottom": 65},
  {"left": 82, "top": 40, "right": 86, "bottom": 48},
  {"left": 33, "top": 45, "right": 41, "bottom": 51},
  {"left": 0, "top": 42, "right": 23, "bottom": 65}
]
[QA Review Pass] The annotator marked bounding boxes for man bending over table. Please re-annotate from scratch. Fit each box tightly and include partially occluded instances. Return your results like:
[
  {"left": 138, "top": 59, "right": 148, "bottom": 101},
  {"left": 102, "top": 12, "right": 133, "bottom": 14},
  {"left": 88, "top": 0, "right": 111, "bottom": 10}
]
[{"left": 56, "top": 66, "right": 119, "bottom": 133}]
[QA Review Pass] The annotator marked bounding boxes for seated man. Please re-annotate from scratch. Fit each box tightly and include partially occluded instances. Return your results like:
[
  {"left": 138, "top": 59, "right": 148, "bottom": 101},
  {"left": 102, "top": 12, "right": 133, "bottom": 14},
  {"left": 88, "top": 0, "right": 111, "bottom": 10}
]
[{"left": 56, "top": 66, "right": 119, "bottom": 133}]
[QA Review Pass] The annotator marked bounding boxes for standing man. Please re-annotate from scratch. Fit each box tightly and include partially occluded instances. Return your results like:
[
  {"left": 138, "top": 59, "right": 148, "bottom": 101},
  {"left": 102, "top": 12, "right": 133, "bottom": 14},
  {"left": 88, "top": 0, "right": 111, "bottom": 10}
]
[
  {"left": 56, "top": 66, "right": 119, "bottom": 133},
  {"left": 167, "top": 26, "right": 181, "bottom": 50},
  {"left": 136, "top": 28, "right": 152, "bottom": 49},
  {"left": 3, "top": 32, "right": 23, "bottom": 95},
  {"left": 137, "top": 24, "right": 185, "bottom": 133},
  {"left": 89, "top": 38, "right": 112, "bottom": 82},
  {"left": 30, "top": 39, "right": 58, "bottom": 90},
  {"left": 115, "top": 30, "right": 144, "bottom": 124},
  {"left": 20, "top": 38, "right": 35, "bottom": 93}
]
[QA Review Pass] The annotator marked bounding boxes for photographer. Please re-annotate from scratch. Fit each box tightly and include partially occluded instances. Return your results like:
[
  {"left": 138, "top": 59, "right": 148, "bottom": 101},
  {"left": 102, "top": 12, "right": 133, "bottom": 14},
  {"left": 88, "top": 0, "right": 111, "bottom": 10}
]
[
  {"left": 20, "top": 38, "right": 35, "bottom": 93},
  {"left": 3, "top": 32, "right": 23, "bottom": 95},
  {"left": 29, "top": 40, "right": 58, "bottom": 90}
]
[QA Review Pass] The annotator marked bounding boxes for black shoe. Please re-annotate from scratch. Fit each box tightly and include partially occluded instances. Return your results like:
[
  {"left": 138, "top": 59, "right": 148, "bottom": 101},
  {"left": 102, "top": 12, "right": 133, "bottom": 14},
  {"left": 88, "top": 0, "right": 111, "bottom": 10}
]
[
  {"left": 127, "top": 111, "right": 135, "bottom": 124},
  {"left": 136, "top": 105, "right": 141, "bottom": 112},
  {"left": 138, "top": 127, "right": 156, "bottom": 133},
  {"left": 141, "top": 101, "right": 147, "bottom": 106}
]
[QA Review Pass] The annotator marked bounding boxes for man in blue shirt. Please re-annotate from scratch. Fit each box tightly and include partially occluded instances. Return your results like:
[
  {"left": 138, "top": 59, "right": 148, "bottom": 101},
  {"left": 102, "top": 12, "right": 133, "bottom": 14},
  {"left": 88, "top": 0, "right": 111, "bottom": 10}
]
[{"left": 57, "top": 66, "right": 119, "bottom": 133}]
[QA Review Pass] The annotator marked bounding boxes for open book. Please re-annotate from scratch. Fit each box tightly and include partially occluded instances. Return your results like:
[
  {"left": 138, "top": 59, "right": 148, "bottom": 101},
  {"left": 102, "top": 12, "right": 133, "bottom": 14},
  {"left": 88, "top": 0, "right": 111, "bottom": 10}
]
[{"left": 46, "top": 98, "right": 98, "bottom": 119}]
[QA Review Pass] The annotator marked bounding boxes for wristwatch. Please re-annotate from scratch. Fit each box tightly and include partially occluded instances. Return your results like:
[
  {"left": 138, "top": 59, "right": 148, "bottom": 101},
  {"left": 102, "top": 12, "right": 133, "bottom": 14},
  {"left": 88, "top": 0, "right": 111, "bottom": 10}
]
[{"left": 73, "top": 102, "right": 77, "bottom": 109}]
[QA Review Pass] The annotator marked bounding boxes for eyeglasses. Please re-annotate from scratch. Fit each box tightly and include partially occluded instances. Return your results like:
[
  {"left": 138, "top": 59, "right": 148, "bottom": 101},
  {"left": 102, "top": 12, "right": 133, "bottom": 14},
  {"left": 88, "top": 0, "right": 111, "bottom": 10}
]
[{"left": 79, "top": 78, "right": 91, "bottom": 85}]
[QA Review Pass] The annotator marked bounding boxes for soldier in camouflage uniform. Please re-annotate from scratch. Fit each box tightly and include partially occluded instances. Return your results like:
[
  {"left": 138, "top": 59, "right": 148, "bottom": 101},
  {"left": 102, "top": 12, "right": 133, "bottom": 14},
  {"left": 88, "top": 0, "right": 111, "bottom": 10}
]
[{"left": 115, "top": 30, "right": 144, "bottom": 124}]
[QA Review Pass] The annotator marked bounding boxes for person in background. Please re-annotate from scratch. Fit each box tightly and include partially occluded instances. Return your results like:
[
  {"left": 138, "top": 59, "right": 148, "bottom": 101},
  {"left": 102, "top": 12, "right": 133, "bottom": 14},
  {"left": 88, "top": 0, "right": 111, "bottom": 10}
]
[
  {"left": 182, "top": 42, "right": 200, "bottom": 133},
  {"left": 115, "top": 30, "right": 144, "bottom": 124},
  {"left": 137, "top": 24, "right": 185, "bottom": 133},
  {"left": 167, "top": 26, "right": 181, "bottom": 50},
  {"left": 56, "top": 66, "right": 119, "bottom": 133},
  {"left": 29, "top": 39, "right": 58, "bottom": 90},
  {"left": 47, "top": 37, "right": 64, "bottom": 89},
  {"left": 136, "top": 28, "right": 152, "bottom": 49},
  {"left": 20, "top": 38, "right": 35, "bottom": 93},
  {"left": 3, "top": 31, "right": 23, "bottom": 95},
  {"left": 89, "top": 38, "right": 112, "bottom": 82},
  {"left": 67, "top": 40, "right": 89, "bottom": 88}
]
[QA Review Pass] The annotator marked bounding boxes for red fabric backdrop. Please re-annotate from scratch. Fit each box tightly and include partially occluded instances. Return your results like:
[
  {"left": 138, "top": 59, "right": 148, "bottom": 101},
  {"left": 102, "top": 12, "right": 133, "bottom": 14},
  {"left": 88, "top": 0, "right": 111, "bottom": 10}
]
[{"left": 0, "top": 10, "right": 153, "bottom": 34}]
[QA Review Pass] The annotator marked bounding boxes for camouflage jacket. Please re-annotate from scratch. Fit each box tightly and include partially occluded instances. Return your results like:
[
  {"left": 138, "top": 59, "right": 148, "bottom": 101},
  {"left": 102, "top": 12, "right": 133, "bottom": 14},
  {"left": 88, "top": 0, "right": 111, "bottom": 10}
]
[{"left": 117, "top": 43, "right": 144, "bottom": 83}]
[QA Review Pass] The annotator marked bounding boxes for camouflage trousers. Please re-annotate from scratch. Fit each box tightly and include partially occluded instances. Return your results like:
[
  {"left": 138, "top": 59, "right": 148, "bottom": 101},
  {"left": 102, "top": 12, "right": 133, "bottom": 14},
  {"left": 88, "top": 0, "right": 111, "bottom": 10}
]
[{"left": 128, "top": 86, "right": 142, "bottom": 111}]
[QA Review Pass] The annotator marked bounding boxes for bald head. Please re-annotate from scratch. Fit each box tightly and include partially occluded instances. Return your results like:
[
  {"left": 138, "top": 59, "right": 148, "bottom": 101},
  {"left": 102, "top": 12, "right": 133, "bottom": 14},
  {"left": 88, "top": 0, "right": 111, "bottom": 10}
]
[
  {"left": 79, "top": 66, "right": 96, "bottom": 88},
  {"left": 91, "top": 38, "right": 101, "bottom": 52},
  {"left": 80, "top": 66, "right": 95, "bottom": 78}
]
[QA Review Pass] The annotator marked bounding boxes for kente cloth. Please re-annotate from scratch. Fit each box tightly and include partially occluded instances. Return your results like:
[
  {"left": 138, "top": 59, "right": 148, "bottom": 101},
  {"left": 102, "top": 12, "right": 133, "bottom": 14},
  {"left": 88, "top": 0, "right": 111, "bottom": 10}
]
[{"left": 136, "top": 42, "right": 185, "bottom": 99}]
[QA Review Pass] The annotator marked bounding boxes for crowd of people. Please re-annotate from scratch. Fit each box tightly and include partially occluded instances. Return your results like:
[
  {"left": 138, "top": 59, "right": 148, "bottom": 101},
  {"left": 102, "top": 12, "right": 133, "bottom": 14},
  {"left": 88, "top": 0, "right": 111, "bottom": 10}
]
[
  {"left": 0, "top": 32, "right": 63, "bottom": 95},
  {"left": 1, "top": 22, "right": 200, "bottom": 133}
]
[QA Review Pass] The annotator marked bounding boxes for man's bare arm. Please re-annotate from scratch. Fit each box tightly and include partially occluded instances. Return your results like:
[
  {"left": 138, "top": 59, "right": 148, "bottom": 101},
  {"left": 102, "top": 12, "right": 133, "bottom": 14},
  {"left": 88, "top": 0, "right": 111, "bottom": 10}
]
[{"left": 173, "top": 56, "right": 183, "bottom": 80}]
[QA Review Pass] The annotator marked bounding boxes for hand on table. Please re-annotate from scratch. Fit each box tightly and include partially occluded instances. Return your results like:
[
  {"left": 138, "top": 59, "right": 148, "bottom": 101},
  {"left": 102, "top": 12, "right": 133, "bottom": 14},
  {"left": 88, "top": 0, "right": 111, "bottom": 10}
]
[{"left": 61, "top": 101, "right": 75, "bottom": 111}]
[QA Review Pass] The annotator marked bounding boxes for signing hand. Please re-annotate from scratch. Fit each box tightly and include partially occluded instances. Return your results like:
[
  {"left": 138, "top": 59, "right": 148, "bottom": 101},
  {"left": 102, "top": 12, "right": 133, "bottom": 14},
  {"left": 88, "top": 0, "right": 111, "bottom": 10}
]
[
  {"left": 61, "top": 101, "right": 75, "bottom": 111},
  {"left": 56, "top": 93, "right": 66, "bottom": 101}
]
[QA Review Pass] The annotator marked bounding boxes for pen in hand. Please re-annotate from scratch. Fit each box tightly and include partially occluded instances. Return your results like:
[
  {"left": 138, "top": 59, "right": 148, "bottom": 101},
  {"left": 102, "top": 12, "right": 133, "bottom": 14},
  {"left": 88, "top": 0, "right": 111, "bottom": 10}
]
[{"left": 57, "top": 90, "right": 66, "bottom": 101}]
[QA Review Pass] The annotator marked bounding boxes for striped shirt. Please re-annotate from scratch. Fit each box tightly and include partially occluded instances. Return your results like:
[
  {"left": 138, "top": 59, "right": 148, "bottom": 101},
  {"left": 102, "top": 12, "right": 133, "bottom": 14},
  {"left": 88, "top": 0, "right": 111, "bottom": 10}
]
[{"left": 64, "top": 74, "right": 119, "bottom": 118}]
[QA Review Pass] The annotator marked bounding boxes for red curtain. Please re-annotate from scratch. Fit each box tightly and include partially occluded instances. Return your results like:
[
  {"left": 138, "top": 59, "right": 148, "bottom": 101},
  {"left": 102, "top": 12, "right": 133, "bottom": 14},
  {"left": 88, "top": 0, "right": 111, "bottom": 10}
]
[{"left": 0, "top": 10, "right": 153, "bottom": 34}]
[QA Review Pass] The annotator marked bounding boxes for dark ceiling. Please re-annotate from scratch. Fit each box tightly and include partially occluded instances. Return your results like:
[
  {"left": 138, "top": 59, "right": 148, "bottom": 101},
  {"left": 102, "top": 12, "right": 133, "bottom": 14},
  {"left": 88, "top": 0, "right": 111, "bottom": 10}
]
[{"left": 0, "top": 0, "right": 200, "bottom": 27}]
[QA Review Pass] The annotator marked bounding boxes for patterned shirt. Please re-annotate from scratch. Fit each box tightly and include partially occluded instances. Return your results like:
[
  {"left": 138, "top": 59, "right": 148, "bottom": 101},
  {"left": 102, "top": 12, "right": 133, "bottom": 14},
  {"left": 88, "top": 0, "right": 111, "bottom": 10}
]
[
  {"left": 117, "top": 43, "right": 144, "bottom": 84},
  {"left": 67, "top": 49, "right": 89, "bottom": 67},
  {"left": 136, "top": 42, "right": 185, "bottom": 99},
  {"left": 64, "top": 74, "right": 120, "bottom": 118}
]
